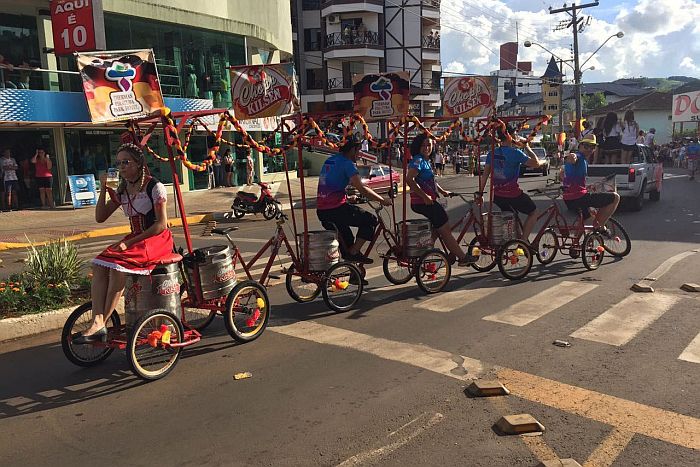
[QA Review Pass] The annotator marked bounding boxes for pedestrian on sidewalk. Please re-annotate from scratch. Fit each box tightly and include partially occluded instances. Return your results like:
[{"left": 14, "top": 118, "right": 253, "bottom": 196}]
[
  {"left": 213, "top": 150, "right": 223, "bottom": 187},
  {"left": 245, "top": 147, "right": 254, "bottom": 185},
  {"left": 1, "top": 148, "right": 19, "bottom": 211},
  {"left": 31, "top": 147, "right": 54, "bottom": 209},
  {"left": 72, "top": 143, "right": 175, "bottom": 344},
  {"left": 223, "top": 148, "right": 234, "bottom": 187}
]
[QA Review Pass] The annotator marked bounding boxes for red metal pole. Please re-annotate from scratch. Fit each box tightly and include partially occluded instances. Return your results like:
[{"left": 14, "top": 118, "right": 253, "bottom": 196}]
[
  {"left": 165, "top": 123, "right": 193, "bottom": 255},
  {"left": 401, "top": 120, "right": 409, "bottom": 254},
  {"left": 296, "top": 113, "right": 310, "bottom": 269}
]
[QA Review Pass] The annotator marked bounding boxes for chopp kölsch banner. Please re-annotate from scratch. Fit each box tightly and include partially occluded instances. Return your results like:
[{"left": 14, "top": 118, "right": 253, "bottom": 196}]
[
  {"left": 77, "top": 49, "right": 165, "bottom": 123},
  {"left": 442, "top": 76, "right": 496, "bottom": 118},
  {"left": 230, "top": 63, "right": 300, "bottom": 120},
  {"left": 352, "top": 72, "right": 410, "bottom": 119}
]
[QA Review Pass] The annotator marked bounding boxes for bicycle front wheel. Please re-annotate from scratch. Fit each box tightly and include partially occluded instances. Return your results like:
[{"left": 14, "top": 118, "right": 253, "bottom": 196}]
[
  {"left": 536, "top": 228, "right": 558, "bottom": 265},
  {"left": 582, "top": 232, "right": 605, "bottom": 270},
  {"left": 415, "top": 249, "right": 451, "bottom": 294},
  {"left": 382, "top": 256, "right": 414, "bottom": 284},
  {"left": 285, "top": 264, "right": 321, "bottom": 303},
  {"left": 322, "top": 262, "right": 363, "bottom": 313},
  {"left": 497, "top": 240, "right": 533, "bottom": 281},
  {"left": 224, "top": 281, "right": 270, "bottom": 343},
  {"left": 468, "top": 237, "right": 497, "bottom": 272},
  {"left": 127, "top": 310, "right": 184, "bottom": 381},
  {"left": 602, "top": 217, "right": 631, "bottom": 257}
]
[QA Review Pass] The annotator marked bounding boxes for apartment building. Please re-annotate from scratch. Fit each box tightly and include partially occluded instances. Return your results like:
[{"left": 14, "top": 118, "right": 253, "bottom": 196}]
[{"left": 291, "top": 0, "right": 442, "bottom": 116}]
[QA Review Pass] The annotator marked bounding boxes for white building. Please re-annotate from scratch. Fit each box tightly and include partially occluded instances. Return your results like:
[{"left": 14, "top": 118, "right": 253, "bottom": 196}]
[
  {"left": 491, "top": 68, "right": 541, "bottom": 109},
  {"left": 291, "top": 0, "right": 441, "bottom": 116}
]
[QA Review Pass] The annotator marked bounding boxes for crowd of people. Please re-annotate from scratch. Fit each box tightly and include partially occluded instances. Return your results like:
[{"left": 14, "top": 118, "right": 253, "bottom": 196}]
[
  {"left": 0, "top": 146, "right": 55, "bottom": 211},
  {"left": 0, "top": 54, "right": 41, "bottom": 90}
]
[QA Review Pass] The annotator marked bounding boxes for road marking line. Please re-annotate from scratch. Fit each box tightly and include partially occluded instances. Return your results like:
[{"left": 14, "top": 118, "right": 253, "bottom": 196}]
[
  {"left": 270, "top": 321, "right": 485, "bottom": 379},
  {"left": 678, "top": 332, "right": 700, "bottom": 364},
  {"left": 483, "top": 281, "right": 598, "bottom": 326},
  {"left": 570, "top": 293, "right": 681, "bottom": 346},
  {"left": 634, "top": 250, "right": 698, "bottom": 289},
  {"left": 582, "top": 428, "right": 635, "bottom": 467},
  {"left": 497, "top": 368, "right": 700, "bottom": 451},
  {"left": 414, "top": 287, "right": 499, "bottom": 313},
  {"left": 336, "top": 412, "right": 444, "bottom": 466},
  {"left": 272, "top": 321, "right": 700, "bottom": 451}
]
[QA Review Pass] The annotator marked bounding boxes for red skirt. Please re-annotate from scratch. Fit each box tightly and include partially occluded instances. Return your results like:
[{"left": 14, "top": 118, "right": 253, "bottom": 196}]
[{"left": 92, "top": 229, "right": 175, "bottom": 275}]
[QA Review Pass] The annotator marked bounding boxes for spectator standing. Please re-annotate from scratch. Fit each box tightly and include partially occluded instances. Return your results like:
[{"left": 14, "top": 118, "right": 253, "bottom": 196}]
[
  {"left": 213, "top": 150, "right": 223, "bottom": 187},
  {"left": 644, "top": 128, "right": 656, "bottom": 148},
  {"left": 31, "top": 147, "right": 54, "bottom": 209},
  {"left": 1, "top": 148, "right": 19, "bottom": 210},
  {"left": 245, "top": 147, "right": 254, "bottom": 185},
  {"left": 620, "top": 110, "right": 639, "bottom": 164},
  {"left": 434, "top": 149, "right": 444, "bottom": 177},
  {"left": 636, "top": 130, "right": 645, "bottom": 144},
  {"left": 223, "top": 148, "right": 234, "bottom": 187}
]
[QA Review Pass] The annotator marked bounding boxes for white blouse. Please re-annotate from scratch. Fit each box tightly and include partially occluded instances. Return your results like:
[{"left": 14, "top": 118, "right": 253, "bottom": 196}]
[
  {"left": 111, "top": 181, "right": 167, "bottom": 217},
  {"left": 621, "top": 122, "right": 639, "bottom": 145}
]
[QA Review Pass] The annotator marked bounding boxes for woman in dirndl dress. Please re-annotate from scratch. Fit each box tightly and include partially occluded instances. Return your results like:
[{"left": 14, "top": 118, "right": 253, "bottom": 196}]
[{"left": 73, "top": 143, "right": 174, "bottom": 344}]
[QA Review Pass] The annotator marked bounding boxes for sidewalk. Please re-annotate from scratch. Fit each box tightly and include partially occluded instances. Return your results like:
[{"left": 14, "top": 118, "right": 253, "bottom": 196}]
[{"left": 0, "top": 176, "right": 320, "bottom": 250}]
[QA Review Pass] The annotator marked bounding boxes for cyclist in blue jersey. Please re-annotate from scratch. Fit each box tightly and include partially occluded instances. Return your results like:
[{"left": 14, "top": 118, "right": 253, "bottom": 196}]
[
  {"left": 317, "top": 134, "right": 392, "bottom": 264},
  {"left": 480, "top": 125, "right": 544, "bottom": 243}
]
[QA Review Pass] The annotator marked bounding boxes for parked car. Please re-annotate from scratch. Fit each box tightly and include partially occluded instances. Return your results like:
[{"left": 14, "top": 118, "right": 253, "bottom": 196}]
[
  {"left": 521, "top": 147, "right": 550, "bottom": 176},
  {"left": 346, "top": 164, "right": 401, "bottom": 203},
  {"left": 473, "top": 154, "right": 488, "bottom": 175},
  {"left": 587, "top": 144, "right": 662, "bottom": 211},
  {"left": 304, "top": 130, "right": 341, "bottom": 151}
]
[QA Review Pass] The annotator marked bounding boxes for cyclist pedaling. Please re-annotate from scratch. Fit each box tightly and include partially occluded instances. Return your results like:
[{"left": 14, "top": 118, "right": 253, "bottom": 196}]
[
  {"left": 562, "top": 134, "right": 620, "bottom": 233},
  {"left": 480, "top": 125, "right": 544, "bottom": 246},
  {"left": 316, "top": 134, "right": 392, "bottom": 265}
]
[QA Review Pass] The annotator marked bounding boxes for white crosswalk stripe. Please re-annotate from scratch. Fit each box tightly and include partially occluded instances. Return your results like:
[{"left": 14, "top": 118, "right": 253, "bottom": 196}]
[
  {"left": 678, "top": 333, "right": 700, "bottom": 364},
  {"left": 415, "top": 287, "right": 499, "bottom": 313},
  {"left": 482, "top": 281, "right": 598, "bottom": 326},
  {"left": 570, "top": 293, "right": 682, "bottom": 346}
]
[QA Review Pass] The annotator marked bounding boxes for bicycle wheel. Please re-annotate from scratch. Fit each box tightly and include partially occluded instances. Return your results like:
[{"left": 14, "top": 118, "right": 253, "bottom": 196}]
[
  {"left": 321, "top": 262, "right": 363, "bottom": 313},
  {"left": 224, "top": 280, "right": 270, "bottom": 343},
  {"left": 602, "top": 217, "right": 631, "bottom": 257},
  {"left": 536, "top": 228, "right": 559, "bottom": 265},
  {"left": 468, "top": 237, "right": 497, "bottom": 272},
  {"left": 382, "top": 256, "right": 414, "bottom": 284},
  {"left": 582, "top": 232, "right": 605, "bottom": 271},
  {"left": 127, "top": 309, "right": 184, "bottom": 381},
  {"left": 61, "top": 302, "right": 121, "bottom": 367},
  {"left": 285, "top": 264, "right": 321, "bottom": 303},
  {"left": 180, "top": 287, "right": 217, "bottom": 331},
  {"left": 232, "top": 198, "right": 245, "bottom": 219},
  {"left": 497, "top": 240, "right": 533, "bottom": 281},
  {"left": 415, "top": 249, "right": 451, "bottom": 294}
]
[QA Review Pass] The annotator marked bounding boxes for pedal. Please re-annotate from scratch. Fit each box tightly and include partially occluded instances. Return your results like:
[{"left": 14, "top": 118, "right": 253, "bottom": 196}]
[
  {"left": 201, "top": 220, "right": 217, "bottom": 236},
  {"left": 269, "top": 274, "right": 281, "bottom": 280}
]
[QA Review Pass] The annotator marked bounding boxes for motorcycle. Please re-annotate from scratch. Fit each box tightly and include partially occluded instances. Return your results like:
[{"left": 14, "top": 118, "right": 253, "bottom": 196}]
[{"left": 231, "top": 182, "right": 281, "bottom": 220}]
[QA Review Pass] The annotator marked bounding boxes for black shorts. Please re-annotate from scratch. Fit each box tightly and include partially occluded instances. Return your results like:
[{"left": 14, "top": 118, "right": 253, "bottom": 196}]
[
  {"left": 565, "top": 192, "right": 616, "bottom": 217},
  {"left": 36, "top": 177, "right": 53, "bottom": 189},
  {"left": 435, "top": 163, "right": 444, "bottom": 170},
  {"left": 317, "top": 203, "right": 378, "bottom": 253},
  {"left": 411, "top": 202, "right": 449, "bottom": 229},
  {"left": 601, "top": 136, "right": 621, "bottom": 150},
  {"left": 493, "top": 192, "right": 536, "bottom": 215},
  {"left": 621, "top": 143, "right": 636, "bottom": 151},
  {"left": 4, "top": 180, "right": 19, "bottom": 193}
]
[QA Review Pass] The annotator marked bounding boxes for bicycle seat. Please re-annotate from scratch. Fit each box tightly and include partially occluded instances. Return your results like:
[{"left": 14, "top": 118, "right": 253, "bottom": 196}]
[
  {"left": 212, "top": 227, "right": 239, "bottom": 235},
  {"left": 153, "top": 252, "right": 183, "bottom": 265}
]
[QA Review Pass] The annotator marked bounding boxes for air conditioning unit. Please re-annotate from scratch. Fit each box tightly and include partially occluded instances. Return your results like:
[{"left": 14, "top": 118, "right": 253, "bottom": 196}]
[{"left": 328, "top": 14, "right": 340, "bottom": 24}]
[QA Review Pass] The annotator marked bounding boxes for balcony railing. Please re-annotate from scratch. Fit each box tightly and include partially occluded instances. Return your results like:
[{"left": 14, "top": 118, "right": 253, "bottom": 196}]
[
  {"left": 422, "top": 35, "right": 440, "bottom": 49},
  {"left": 422, "top": 0, "right": 441, "bottom": 8},
  {"left": 322, "top": 0, "right": 383, "bottom": 6},
  {"left": 421, "top": 78, "right": 441, "bottom": 91},
  {"left": 325, "top": 31, "right": 381, "bottom": 49},
  {"left": 327, "top": 77, "right": 352, "bottom": 91}
]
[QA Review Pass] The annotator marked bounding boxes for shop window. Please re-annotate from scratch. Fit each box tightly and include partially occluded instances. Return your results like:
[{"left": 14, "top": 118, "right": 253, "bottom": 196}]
[
  {"left": 302, "top": 0, "right": 321, "bottom": 10},
  {"left": 304, "top": 28, "right": 321, "bottom": 51},
  {"left": 0, "top": 13, "right": 42, "bottom": 90},
  {"left": 306, "top": 68, "right": 323, "bottom": 90}
]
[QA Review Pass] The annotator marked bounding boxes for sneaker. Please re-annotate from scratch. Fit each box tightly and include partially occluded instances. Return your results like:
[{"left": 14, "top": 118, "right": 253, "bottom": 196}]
[
  {"left": 343, "top": 252, "right": 374, "bottom": 265},
  {"left": 596, "top": 226, "right": 613, "bottom": 239},
  {"left": 457, "top": 254, "right": 479, "bottom": 267},
  {"left": 349, "top": 276, "right": 369, "bottom": 286}
]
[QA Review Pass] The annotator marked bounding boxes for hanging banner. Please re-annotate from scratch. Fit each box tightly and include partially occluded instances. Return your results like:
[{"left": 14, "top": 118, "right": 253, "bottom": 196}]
[
  {"left": 672, "top": 90, "right": 700, "bottom": 122},
  {"left": 230, "top": 63, "right": 299, "bottom": 120},
  {"left": 51, "top": 0, "right": 106, "bottom": 55},
  {"left": 442, "top": 76, "right": 496, "bottom": 118},
  {"left": 67, "top": 174, "right": 97, "bottom": 208},
  {"left": 77, "top": 49, "right": 165, "bottom": 123},
  {"left": 353, "top": 72, "right": 410, "bottom": 120}
]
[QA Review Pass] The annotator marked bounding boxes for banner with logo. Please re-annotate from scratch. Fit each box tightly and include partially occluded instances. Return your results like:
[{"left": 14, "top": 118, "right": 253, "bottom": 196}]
[
  {"left": 67, "top": 174, "right": 97, "bottom": 208},
  {"left": 442, "top": 76, "right": 496, "bottom": 118},
  {"left": 77, "top": 49, "right": 165, "bottom": 123},
  {"left": 353, "top": 72, "right": 410, "bottom": 120},
  {"left": 672, "top": 89, "right": 700, "bottom": 122},
  {"left": 230, "top": 63, "right": 299, "bottom": 120}
]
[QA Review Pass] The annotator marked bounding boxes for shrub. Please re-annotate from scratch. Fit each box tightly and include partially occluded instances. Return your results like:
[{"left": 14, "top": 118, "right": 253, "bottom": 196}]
[
  {"left": 0, "top": 279, "right": 71, "bottom": 318},
  {"left": 25, "top": 238, "right": 85, "bottom": 287}
]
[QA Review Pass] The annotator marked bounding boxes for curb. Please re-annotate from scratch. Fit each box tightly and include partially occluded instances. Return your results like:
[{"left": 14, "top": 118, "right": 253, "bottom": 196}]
[
  {"left": 0, "top": 214, "right": 213, "bottom": 251},
  {"left": 0, "top": 299, "right": 125, "bottom": 343}
]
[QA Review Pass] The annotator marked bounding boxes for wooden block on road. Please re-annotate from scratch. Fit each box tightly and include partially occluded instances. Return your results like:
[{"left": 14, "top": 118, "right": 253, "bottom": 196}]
[
  {"left": 536, "top": 460, "right": 582, "bottom": 467},
  {"left": 681, "top": 283, "right": 700, "bottom": 293},
  {"left": 494, "top": 414, "right": 545, "bottom": 435},
  {"left": 466, "top": 380, "right": 510, "bottom": 397}
]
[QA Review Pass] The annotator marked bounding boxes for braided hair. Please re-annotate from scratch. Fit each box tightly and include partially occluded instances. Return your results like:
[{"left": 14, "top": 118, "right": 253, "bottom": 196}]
[{"left": 115, "top": 143, "right": 147, "bottom": 195}]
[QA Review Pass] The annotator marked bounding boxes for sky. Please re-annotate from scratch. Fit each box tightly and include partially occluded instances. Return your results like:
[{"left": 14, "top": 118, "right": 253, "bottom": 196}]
[{"left": 440, "top": 0, "right": 700, "bottom": 85}]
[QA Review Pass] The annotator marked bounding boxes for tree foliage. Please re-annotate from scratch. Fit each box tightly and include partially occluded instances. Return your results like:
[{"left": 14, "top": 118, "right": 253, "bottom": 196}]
[{"left": 583, "top": 92, "right": 607, "bottom": 112}]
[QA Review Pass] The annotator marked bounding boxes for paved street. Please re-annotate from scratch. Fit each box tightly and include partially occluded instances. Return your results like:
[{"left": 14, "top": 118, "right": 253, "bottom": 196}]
[{"left": 1, "top": 170, "right": 699, "bottom": 466}]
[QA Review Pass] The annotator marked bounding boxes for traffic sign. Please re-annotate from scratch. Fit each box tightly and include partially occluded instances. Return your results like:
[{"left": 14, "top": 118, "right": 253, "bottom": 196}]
[{"left": 51, "top": 0, "right": 106, "bottom": 55}]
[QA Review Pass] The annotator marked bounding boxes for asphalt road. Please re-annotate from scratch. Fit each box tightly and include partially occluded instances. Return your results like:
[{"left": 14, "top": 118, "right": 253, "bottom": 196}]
[{"left": 2, "top": 169, "right": 699, "bottom": 466}]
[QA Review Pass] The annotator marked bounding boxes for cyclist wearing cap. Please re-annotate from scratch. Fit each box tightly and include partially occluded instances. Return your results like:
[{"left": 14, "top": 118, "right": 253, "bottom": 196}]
[
  {"left": 317, "top": 135, "right": 391, "bottom": 264},
  {"left": 480, "top": 125, "right": 544, "bottom": 243},
  {"left": 562, "top": 134, "right": 620, "bottom": 229}
]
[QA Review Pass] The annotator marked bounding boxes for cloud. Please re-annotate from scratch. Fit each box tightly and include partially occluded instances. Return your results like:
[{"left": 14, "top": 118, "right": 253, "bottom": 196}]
[
  {"left": 444, "top": 60, "right": 466, "bottom": 74},
  {"left": 440, "top": 0, "right": 700, "bottom": 82}
]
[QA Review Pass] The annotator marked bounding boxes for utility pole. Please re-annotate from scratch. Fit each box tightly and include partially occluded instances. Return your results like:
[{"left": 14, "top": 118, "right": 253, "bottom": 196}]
[{"left": 550, "top": 1, "right": 599, "bottom": 138}]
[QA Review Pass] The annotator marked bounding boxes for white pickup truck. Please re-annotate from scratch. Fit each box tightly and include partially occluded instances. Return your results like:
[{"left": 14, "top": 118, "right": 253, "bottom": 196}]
[{"left": 587, "top": 144, "right": 663, "bottom": 211}]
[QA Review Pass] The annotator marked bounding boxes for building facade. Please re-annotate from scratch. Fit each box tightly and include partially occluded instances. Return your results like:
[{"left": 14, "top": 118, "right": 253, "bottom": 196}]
[
  {"left": 291, "top": 0, "right": 441, "bottom": 116},
  {"left": 0, "top": 0, "right": 292, "bottom": 208},
  {"left": 491, "top": 42, "right": 540, "bottom": 111}
]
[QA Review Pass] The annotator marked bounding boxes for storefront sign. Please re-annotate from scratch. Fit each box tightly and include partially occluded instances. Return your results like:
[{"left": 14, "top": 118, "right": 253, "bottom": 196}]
[
  {"left": 67, "top": 174, "right": 97, "bottom": 208},
  {"left": 230, "top": 63, "right": 299, "bottom": 120},
  {"left": 672, "top": 90, "right": 700, "bottom": 122},
  {"left": 76, "top": 49, "right": 165, "bottom": 123},
  {"left": 442, "top": 76, "right": 496, "bottom": 118},
  {"left": 352, "top": 72, "right": 410, "bottom": 120},
  {"left": 51, "top": 0, "right": 106, "bottom": 55}
]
